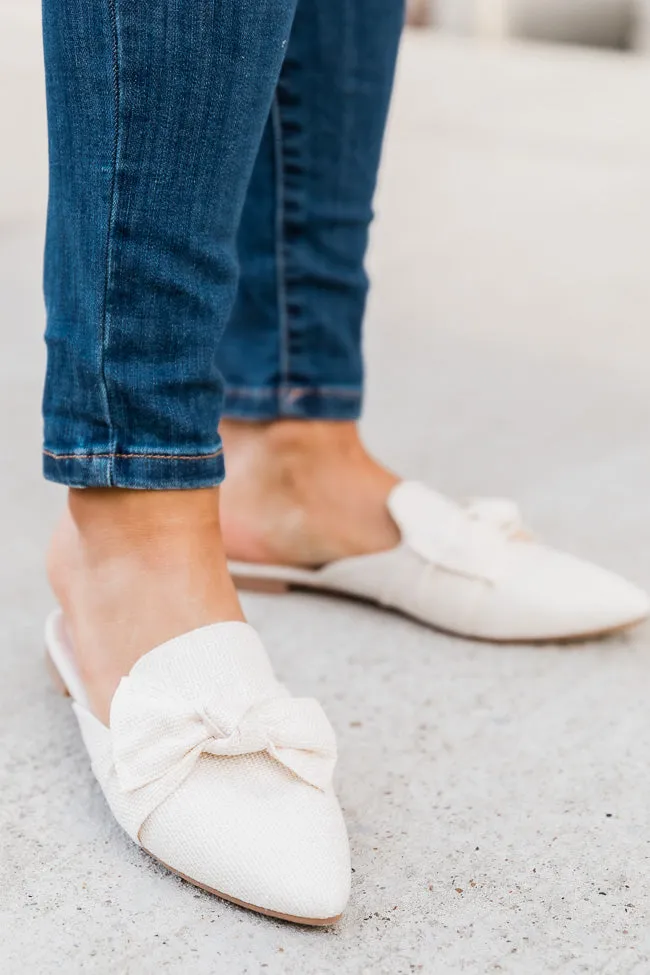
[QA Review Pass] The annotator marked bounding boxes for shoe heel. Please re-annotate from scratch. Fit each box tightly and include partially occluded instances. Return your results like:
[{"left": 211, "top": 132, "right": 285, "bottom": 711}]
[
  {"left": 231, "top": 574, "right": 290, "bottom": 594},
  {"left": 45, "top": 648, "right": 70, "bottom": 697}
]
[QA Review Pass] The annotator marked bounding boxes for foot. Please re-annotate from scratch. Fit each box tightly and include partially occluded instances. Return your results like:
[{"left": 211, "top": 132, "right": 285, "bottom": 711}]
[
  {"left": 218, "top": 429, "right": 650, "bottom": 641},
  {"left": 219, "top": 420, "right": 401, "bottom": 567},
  {"left": 47, "top": 488, "right": 244, "bottom": 724}
]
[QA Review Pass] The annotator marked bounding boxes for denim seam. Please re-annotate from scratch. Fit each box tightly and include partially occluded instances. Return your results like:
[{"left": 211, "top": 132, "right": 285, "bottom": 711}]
[
  {"left": 271, "top": 94, "right": 290, "bottom": 391},
  {"left": 99, "top": 0, "right": 123, "bottom": 486},
  {"left": 43, "top": 448, "right": 224, "bottom": 461}
]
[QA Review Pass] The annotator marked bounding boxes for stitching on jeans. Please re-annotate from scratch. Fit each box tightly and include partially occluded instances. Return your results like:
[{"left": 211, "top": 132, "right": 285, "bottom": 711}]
[
  {"left": 271, "top": 94, "right": 290, "bottom": 391},
  {"left": 100, "top": 0, "right": 123, "bottom": 485},
  {"left": 43, "top": 448, "right": 224, "bottom": 462}
]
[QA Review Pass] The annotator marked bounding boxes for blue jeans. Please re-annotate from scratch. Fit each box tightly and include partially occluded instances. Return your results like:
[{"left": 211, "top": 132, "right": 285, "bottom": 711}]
[{"left": 42, "top": 0, "right": 404, "bottom": 489}]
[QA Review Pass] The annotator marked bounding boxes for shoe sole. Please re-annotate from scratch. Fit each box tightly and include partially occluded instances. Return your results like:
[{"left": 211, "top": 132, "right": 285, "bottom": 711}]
[
  {"left": 141, "top": 852, "right": 341, "bottom": 926},
  {"left": 45, "top": 651, "right": 341, "bottom": 928},
  {"left": 230, "top": 572, "right": 648, "bottom": 645}
]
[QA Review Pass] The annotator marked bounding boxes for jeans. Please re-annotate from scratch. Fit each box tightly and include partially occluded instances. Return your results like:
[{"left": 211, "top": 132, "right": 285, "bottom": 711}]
[{"left": 42, "top": 0, "right": 404, "bottom": 489}]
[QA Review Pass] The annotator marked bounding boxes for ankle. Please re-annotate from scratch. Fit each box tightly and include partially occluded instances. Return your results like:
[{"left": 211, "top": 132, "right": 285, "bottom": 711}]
[
  {"left": 219, "top": 420, "right": 401, "bottom": 565},
  {"left": 47, "top": 487, "right": 243, "bottom": 724},
  {"left": 222, "top": 418, "right": 364, "bottom": 454},
  {"left": 47, "top": 487, "right": 230, "bottom": 612},
  {"left": 68, "top": 487, "right": 220, "bottom": 545},
  {"left": 220, "top": 419, "right": 378, "bottom": 489}
]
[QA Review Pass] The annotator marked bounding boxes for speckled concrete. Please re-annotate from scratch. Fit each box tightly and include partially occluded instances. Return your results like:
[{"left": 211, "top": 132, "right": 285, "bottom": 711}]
[{"left": 2, "top": 15, "right": 650, "bottom": 975}]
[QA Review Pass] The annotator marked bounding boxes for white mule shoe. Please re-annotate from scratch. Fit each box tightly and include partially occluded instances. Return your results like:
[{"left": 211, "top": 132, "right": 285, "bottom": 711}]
[
  {"left": 230, "top": 481, "right": 649, "bottom": 643},
  {"left": 45, "top": 610, "right": 350, "bottom": 925}
]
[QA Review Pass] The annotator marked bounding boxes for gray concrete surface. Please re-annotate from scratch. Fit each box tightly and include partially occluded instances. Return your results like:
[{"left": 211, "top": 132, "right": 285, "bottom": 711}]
[{"left": 2, "top": 14, "right": 650, "bottom": 975}]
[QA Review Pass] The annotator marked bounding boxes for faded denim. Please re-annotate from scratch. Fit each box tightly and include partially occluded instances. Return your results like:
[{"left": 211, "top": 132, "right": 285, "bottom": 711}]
[{"left": 42, "top": 0, "right": 404, "bottom": 488}]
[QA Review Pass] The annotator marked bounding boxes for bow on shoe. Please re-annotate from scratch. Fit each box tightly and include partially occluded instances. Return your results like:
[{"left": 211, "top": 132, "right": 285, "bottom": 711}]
[
  {"left": 465, "top": 497, "right": 526, "bottom": 538},
  {"left": 394, "top": 484, "right": 529, "bottom": 584},
  {"left": 109, "top": 679, "right": 338, "bottom": 802}
]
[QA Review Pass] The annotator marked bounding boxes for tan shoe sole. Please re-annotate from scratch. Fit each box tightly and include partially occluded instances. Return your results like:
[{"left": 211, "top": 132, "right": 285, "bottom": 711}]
[{"left": 229, "top": 571, "right": 648, "bottom": 645}]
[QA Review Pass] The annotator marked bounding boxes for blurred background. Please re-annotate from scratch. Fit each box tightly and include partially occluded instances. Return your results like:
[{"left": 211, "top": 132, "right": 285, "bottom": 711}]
[
  {"left": 409, "top": 0, "right": 650, "bottom": 50},
  {"left": 3, "top": 2, "right": 650, "bottom": 973}
]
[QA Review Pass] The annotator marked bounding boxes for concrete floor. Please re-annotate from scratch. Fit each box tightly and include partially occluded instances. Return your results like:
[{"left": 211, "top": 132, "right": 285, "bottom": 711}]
[{"left": 2, "top": 12, "right": 650, "bottom": 974}]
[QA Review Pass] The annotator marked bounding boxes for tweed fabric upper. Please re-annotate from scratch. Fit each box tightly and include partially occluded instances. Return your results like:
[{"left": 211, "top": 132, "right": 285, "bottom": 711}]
[{"left": 61, "top": 621, "right": 350, "bottom": 919}]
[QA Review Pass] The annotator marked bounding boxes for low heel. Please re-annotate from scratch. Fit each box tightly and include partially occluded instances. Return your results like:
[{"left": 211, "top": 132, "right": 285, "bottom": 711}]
[
  {"left": 231, "top": 574, "right": 290, "bottom": 595},
  {"left": 45, "top": 648, "right": 70, "bottom": 697}
]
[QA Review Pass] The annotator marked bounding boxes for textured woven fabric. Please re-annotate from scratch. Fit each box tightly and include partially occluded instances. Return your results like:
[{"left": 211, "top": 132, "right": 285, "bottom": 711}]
[
  {"left": 386, "top": 481, "right": 520, "bottom": 583},
  {"left": 49, "top": 616, "right": 351, "bottom": 920},
  {"left": 230, "top": 481, "right": 649, "bottom": 642},
  {"left": 319, "top": 482, "right": 650, "bottom": 638},
  {"left": 109, "top": 624, "right": 337, "bottom": 811}
]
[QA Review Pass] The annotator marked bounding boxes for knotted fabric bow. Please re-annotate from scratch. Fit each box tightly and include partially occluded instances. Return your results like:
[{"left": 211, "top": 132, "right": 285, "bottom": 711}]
[
  {"left": 465, "top": 497, "right": 524, "bottom": 535},
  {"left": 109, "top": 677, "right": 337, "bottom": 805},
  {"left": 391, "top": 483, "right": 529, "bottom": 584}
]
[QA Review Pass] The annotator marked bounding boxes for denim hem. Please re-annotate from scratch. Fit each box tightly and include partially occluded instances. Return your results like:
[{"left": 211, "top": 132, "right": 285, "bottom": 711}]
[
  {"left": 42, "top": 446, "right": 225, "bottom": 489},
  {"left": 223, "top": 384, "right": 362, "bottom": 421}
]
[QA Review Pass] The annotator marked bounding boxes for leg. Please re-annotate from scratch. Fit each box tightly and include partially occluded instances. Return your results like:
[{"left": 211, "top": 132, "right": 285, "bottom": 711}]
[
  {"left": 219, "top": 0, "right": 406, "bottom": 565},
  {"left": 41, "top": 0, "right": 351, "bottom": 924},
  {"left": 42, "top": 0, "right": 298, "bottom": 720},
  {"left": 215, "top": 1, "right": 648, "bottom": 641}
]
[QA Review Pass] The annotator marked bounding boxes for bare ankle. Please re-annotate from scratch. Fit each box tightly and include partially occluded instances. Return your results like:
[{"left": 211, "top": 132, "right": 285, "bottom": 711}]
[
  {"left": 221, "top": 418, "right": 365, "bottom": 462},
  {"left": 68, "top": 487, "right": 221, "bottom": 543},
  {"left": 220, "top": 420, "right": 381, "bottom": 504},
  {"left": 47, "top": 486, "right": 244, "bottom": 723},
  {"left": 219, "top": 419, "right": 401, "bottom": 565},
  {"left": 49, "top": 488, "right": 223, "bottom": 596}
]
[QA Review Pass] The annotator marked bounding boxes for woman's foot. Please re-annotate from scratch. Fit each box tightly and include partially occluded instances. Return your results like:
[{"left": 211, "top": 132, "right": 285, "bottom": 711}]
[
  {"left": 219, "top": 419, "right": 401, "bottom": 567},
  {"left": 219, "top": 419, "right": 649, "bottom": 642},
  {"left": 47, "top": 487, "right": 244, "bottom": 723},
  {"left": 46, "top": 486, "right": 351, "bottom": 924}
]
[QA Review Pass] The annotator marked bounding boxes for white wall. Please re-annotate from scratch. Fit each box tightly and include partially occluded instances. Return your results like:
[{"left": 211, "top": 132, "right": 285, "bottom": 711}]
[{"left": 434, "top": 0, "right": 639, "bottom": 49}]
